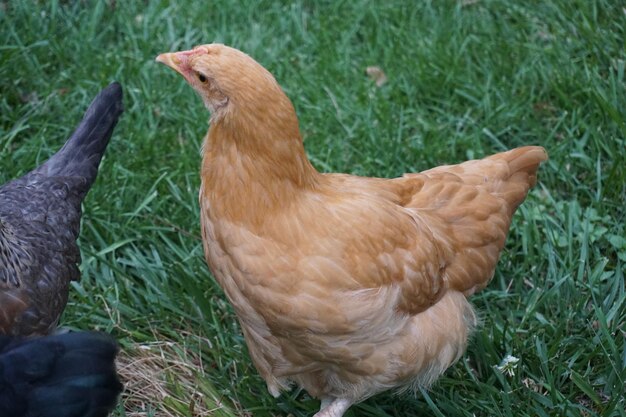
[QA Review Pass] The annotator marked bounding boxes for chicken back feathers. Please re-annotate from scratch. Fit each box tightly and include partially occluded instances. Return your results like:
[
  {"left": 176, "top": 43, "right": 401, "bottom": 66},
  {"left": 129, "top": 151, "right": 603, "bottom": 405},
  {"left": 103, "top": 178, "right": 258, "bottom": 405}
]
[
  {"left": 0, "top": 83, "right": 123, "bottom": 336},
  {"left": 157, "top": 44, "right": 547, "bottom": 412},
  {"left": 0, "top": 331, "right": 122, "bottom": 417}
]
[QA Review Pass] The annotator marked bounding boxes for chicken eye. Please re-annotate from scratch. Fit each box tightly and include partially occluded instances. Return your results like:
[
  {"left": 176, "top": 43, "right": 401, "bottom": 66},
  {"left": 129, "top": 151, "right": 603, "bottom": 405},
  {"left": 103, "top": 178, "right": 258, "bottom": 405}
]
[{"left": 197, "top": 73, "right": 208, "bottom": 83}]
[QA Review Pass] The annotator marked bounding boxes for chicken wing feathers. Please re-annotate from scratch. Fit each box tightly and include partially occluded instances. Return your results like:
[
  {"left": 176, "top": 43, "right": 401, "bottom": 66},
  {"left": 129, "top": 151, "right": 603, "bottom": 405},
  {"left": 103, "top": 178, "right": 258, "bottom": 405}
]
[
  {"left": 403, "top": 145, "right": 548, "bottom": 298},
  {"left": 0, "top": 291, "right": 29, "bottom": 335}
]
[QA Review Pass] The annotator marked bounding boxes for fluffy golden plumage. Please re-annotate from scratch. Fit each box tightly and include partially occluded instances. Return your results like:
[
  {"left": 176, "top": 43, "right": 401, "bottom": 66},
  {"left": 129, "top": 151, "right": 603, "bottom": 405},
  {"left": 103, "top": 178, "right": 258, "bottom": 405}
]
[{"left": 157, "top": 44, "right": 547, "bottom": 417}]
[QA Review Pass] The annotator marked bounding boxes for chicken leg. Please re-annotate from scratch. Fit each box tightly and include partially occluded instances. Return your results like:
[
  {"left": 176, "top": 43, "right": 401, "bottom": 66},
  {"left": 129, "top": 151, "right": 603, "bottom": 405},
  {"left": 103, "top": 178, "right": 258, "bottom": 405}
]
[{"left": 314, "top": 398, "right": 353, "bottom": 417}]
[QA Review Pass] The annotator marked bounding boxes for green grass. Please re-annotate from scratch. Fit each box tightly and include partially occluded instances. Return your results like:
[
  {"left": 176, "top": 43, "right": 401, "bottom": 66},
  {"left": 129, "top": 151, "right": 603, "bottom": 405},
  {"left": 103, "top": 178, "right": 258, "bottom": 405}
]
[{"left": 1, "top": 0, "right": 625, "bottom": 416}]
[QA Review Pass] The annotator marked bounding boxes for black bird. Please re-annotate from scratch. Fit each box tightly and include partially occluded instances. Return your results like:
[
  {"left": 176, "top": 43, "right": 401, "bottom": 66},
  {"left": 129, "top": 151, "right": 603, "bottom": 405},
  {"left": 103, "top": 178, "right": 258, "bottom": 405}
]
[
  {"left": 0, "top": 83, "right": 124, "bottom": 336},
  {"left": 0, "top": 331, "right": 123, "bottom": 417}
]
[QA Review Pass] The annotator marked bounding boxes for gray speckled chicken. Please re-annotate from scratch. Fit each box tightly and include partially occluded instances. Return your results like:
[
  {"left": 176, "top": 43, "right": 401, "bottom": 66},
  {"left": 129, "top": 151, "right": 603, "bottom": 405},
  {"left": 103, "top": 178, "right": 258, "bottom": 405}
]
[{"left": 0, "top": 83, "right": 123, "bottom": 336}]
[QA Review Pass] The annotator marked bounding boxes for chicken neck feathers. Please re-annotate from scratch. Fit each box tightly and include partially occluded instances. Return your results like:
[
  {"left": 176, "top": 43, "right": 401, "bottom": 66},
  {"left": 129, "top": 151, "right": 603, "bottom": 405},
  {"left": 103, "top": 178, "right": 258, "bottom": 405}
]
[{"left": 30, "top": 83, "right": 124, "bottom": 198}]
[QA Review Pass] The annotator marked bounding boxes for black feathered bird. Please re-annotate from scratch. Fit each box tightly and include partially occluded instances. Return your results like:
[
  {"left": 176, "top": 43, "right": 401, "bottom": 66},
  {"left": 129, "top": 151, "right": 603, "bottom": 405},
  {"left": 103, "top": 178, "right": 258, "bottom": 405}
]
[
  {"left": 0, "top": 331, "right": 123, "bottom": 417},
  {"left": 0, "top": 83, "right": 124, "bottom": 336}
]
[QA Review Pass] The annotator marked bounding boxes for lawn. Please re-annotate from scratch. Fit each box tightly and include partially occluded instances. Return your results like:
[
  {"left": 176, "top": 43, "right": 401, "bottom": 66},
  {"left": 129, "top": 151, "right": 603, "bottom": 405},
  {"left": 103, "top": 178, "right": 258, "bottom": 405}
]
[{"left": 1, "top": 0, "right": 625, "bottom": 416}]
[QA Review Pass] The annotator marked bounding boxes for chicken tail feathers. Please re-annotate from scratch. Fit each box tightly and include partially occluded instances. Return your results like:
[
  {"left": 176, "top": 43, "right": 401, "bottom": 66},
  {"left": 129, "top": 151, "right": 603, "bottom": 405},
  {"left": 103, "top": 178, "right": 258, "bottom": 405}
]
[
  {"left": 487, "top": 146, "right": 548, "bottom": 213},
  {"left": 0, "top": 331, "right": 122, "bottom": 417},
  {"left": 405, "top": 146, "right": 547, "bottom": 296},
  {"left": 37, "top": 83, "right": 124, "bottom": 192}
]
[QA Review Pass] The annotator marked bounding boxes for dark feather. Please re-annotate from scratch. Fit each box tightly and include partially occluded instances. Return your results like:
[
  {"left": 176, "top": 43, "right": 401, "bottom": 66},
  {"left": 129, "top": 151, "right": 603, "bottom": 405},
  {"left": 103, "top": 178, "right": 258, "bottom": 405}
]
[
  {"left": 31, "top": 83, "right": 124, "bottom": 196},
  {"left": 0, "top": 331, "right": 122, "bottom": 417}
]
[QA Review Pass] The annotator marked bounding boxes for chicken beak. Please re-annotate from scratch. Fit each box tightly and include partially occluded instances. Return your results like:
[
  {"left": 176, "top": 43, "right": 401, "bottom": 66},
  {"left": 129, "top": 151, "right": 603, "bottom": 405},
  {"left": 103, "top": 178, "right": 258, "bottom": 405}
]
[{"left": 156, "top": 52, "right": 184, "bottom": 75}]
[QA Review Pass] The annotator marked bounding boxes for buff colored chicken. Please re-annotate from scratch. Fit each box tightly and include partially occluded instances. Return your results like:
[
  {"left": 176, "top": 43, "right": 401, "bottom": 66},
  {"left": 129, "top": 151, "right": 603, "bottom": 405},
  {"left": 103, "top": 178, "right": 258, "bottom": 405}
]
[{"left": 157, "top": 44, "right": 547, "bottom": 417}]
